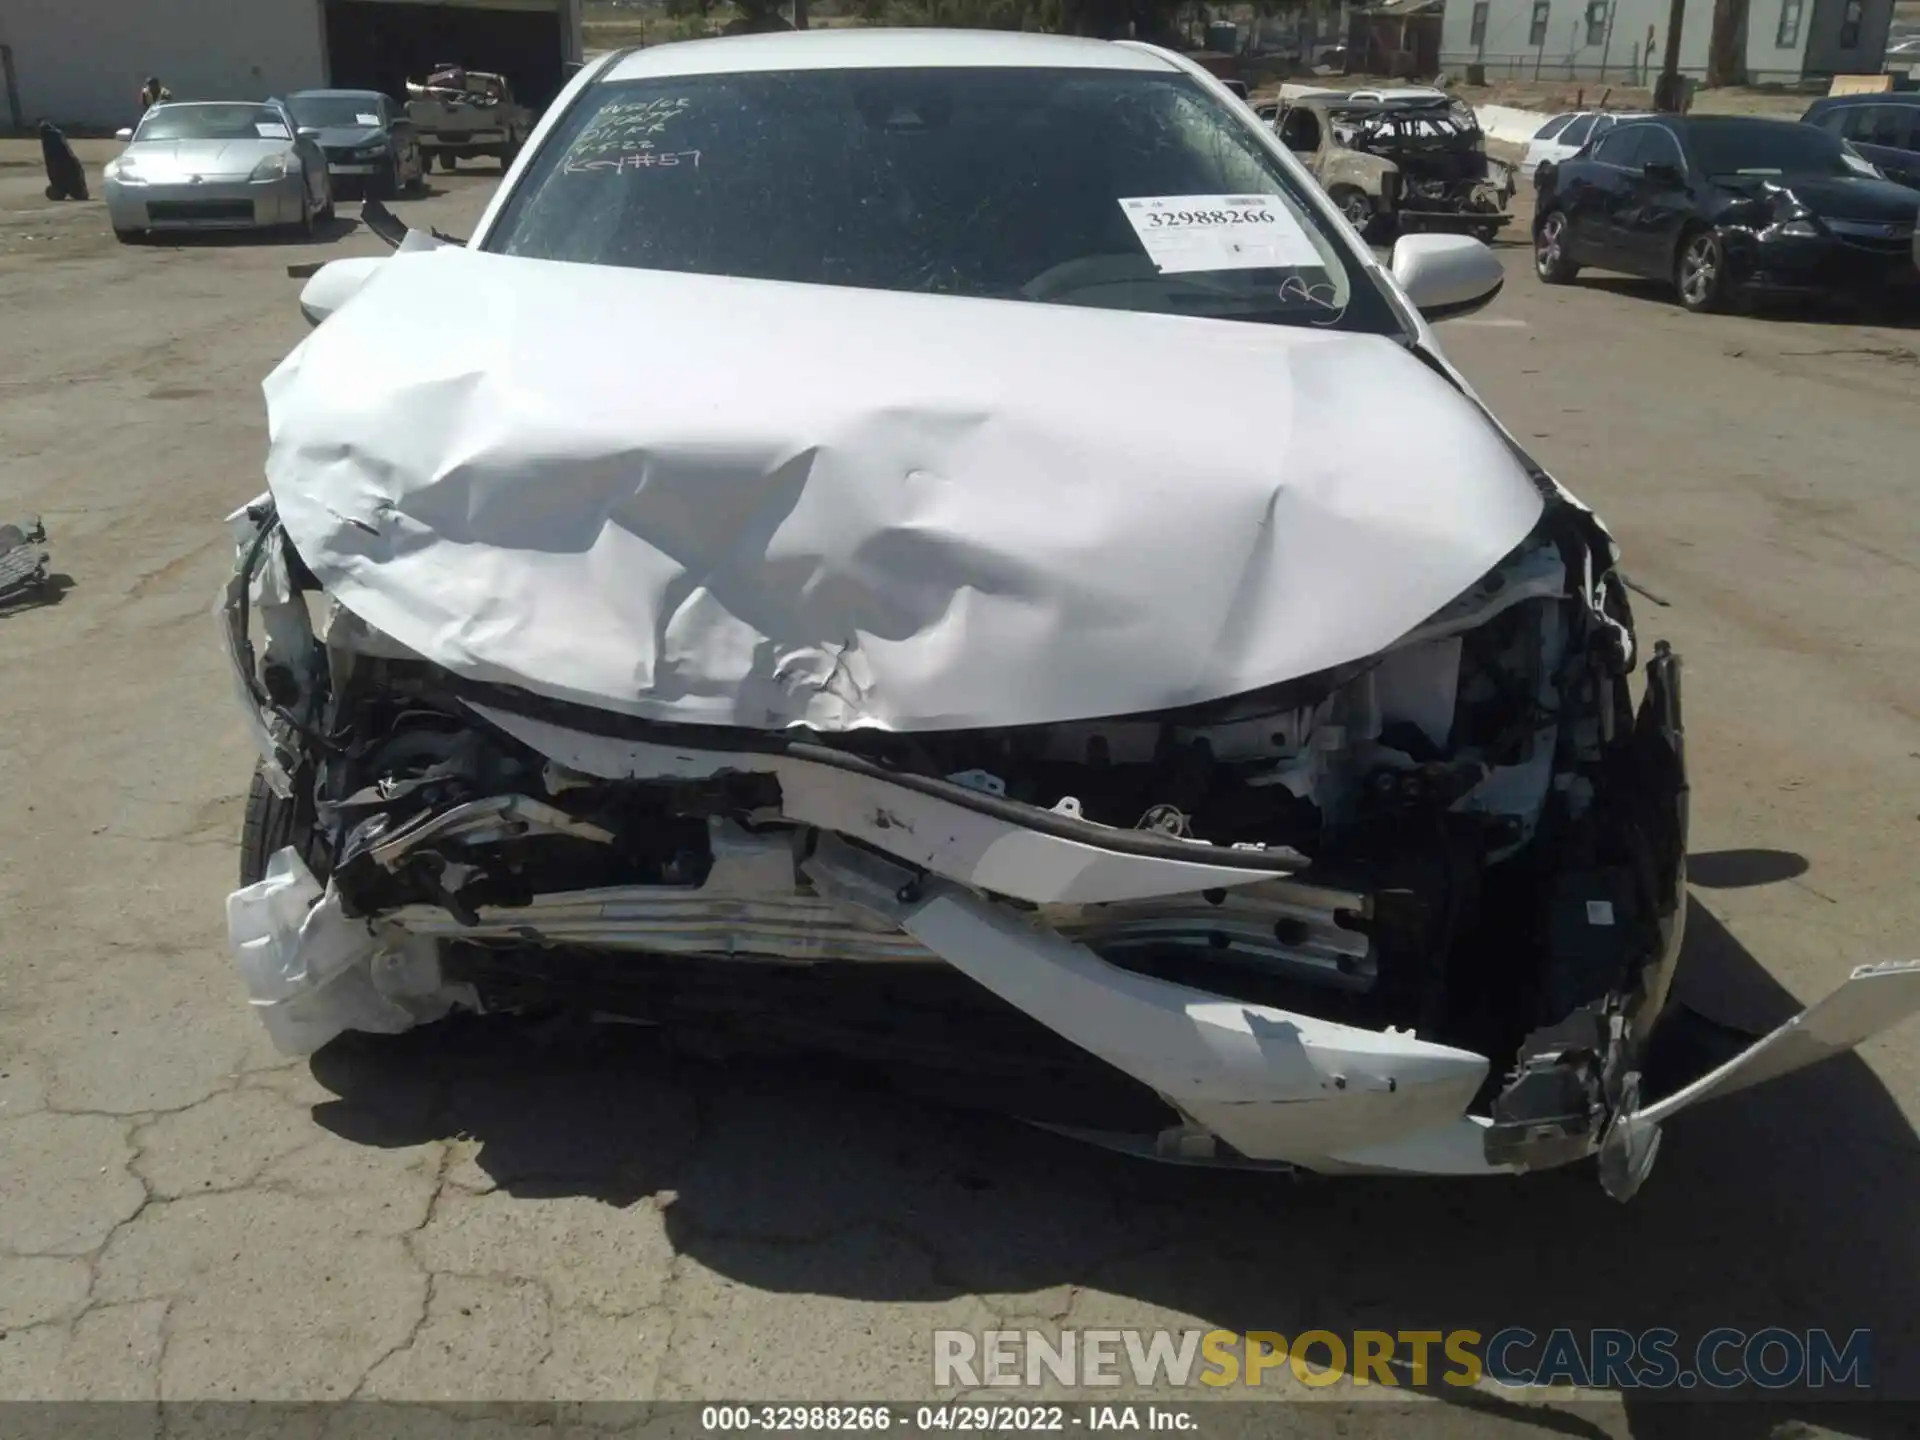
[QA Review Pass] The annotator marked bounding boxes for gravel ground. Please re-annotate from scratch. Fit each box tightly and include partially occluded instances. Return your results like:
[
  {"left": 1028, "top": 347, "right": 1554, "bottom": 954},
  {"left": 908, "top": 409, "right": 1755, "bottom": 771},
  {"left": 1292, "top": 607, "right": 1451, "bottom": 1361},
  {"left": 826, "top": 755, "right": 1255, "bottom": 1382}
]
[{"left": 1, "top": 150, "right": 1917, "bottom": 1435}]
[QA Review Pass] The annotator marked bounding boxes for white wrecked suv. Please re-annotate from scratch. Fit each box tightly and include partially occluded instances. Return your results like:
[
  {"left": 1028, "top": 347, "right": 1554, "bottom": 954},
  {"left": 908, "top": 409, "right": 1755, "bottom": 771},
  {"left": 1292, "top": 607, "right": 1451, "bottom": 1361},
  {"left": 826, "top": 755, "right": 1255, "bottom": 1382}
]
[{"left": 224, "top": 30, "right": 1920, "bottom": 1198}]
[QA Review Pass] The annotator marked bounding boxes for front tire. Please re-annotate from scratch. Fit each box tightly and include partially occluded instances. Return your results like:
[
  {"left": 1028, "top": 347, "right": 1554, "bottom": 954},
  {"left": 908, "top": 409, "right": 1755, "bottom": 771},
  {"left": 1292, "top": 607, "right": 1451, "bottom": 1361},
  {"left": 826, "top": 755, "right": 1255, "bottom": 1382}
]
[
  {"left": 1535, "top": 209, "right": 1579, "bottom": 283},
  {"left": 1675, "top": 227, "right": 1728, "bottom": 313},
  {"left": 239, "top": 761, "right": 324, "bottom": 888},
  {"left": 1329, "top": 185, "right": 1377, "bottom": 240}
]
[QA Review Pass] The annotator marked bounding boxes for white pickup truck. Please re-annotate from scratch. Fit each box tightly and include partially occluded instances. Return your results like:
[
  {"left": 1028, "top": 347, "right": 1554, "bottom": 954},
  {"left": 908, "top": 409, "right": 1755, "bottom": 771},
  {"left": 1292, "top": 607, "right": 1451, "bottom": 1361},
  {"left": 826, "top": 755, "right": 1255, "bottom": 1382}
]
[{"left": 404, "top": 68, "right": 532, "bottom": 173}]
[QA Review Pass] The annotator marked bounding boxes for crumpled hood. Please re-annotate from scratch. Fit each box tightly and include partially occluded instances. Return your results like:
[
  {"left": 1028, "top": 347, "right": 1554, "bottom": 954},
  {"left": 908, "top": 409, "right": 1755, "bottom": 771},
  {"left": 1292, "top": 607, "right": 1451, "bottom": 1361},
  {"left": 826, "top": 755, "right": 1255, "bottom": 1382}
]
[
  {"left": 1730, "top": 173, "right": 1920, "bottom": 222},
  {"left": 262, "top": 246, "right": 1546, "bottom": 733}
]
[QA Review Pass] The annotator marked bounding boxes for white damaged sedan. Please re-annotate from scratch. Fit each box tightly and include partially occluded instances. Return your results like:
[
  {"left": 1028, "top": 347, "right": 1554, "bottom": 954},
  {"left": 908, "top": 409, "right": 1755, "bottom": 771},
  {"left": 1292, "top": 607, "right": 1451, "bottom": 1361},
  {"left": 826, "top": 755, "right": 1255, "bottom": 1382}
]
[{"left": 224, "top": 30, "right": 1920, "bottom": 1198}]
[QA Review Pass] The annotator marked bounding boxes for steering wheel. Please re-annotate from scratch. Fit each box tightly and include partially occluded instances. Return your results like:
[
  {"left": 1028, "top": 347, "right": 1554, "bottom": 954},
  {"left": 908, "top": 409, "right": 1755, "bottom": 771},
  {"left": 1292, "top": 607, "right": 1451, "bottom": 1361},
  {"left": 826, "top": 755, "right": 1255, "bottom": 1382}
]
[{"left": 1020, "top": 252, "right": 1163, "bottom": 302}]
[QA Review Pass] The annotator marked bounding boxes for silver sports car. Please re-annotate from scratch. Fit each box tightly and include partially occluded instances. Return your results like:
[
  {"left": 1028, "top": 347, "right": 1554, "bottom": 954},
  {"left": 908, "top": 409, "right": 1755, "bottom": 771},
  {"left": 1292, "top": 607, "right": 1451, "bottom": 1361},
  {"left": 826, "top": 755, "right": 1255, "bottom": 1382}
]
[{"left": 105, "top": 101, "right": 333, "bottom": 242}]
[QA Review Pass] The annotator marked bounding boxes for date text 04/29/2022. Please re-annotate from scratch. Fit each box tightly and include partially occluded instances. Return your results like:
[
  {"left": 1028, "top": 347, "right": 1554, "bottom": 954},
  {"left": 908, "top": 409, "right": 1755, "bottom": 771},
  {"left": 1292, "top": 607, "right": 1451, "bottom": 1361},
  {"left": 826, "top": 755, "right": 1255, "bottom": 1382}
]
[{"left": 700, "top": 1406, "right": 1194, "bottom": 1432}]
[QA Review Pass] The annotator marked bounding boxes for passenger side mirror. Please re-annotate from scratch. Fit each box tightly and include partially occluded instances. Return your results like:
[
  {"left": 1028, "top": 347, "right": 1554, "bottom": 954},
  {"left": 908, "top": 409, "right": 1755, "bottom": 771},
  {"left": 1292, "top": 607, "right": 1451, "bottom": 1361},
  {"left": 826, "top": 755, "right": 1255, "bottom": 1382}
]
[
  {"left": 1642, "top": 160, "right": 1683, "bottom": 186},
  {"left": 297, "top": 255, "right": 386, "bottom": 327},
  {"left": 115, "top": 127, "right": 134, "bottom": 142},
  {"left": 297, "top": 127, "right": 321, "bottom": 140},
  {"left": 1389, "top": 233, "right": 1505, "bottom": 321}
]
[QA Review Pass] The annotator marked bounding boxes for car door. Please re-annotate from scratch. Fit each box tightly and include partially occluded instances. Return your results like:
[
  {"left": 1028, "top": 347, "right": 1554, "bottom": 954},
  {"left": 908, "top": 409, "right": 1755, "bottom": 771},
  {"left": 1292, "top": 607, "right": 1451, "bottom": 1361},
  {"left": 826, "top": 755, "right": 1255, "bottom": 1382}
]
[
  {"left": 1610, "top": 125, "right": 1696, "bottom": 272},
  {"left": 1583, "top": 123, "right": 1654, "bottom": 270},
  {"left": 1276, "top": 105, "right": 1324, "bottom": 174},
  {"left": 1550, "top": 125, "right": 1635, "bottom": 267}
]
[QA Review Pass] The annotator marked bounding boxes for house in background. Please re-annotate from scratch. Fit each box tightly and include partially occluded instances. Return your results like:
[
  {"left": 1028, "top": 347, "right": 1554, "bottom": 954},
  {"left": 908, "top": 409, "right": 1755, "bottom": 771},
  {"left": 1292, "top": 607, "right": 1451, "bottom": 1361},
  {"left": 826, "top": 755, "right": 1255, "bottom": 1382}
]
[
  {"left": 1439, "top": 0, "right": 1892, "bottom": 83},
  {"left": 1350, "top": 0, "right": 1446, "bottom": 76}
]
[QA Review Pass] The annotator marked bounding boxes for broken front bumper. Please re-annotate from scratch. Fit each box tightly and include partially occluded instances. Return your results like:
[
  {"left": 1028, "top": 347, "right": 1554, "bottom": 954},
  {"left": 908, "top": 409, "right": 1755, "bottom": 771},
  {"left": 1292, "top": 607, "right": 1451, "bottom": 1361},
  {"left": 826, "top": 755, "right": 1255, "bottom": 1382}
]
[{"left": 217, "top": 509, "right": 1920, "bottom": 1194}]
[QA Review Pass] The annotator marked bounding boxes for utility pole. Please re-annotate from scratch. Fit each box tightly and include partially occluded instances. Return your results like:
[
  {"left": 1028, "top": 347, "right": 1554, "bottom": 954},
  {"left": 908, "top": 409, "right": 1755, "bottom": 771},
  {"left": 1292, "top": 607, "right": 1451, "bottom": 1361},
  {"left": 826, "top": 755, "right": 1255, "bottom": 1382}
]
[{"left": 1654, "top": 0, "right": 1688, "bottom": 110}]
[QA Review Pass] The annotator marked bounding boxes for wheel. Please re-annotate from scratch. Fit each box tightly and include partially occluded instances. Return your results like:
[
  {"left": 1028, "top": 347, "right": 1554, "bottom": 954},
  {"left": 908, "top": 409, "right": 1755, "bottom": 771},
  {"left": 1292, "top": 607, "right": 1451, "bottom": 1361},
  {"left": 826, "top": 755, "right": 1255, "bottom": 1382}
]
[
  {"left": 113, "top": 227, "right": 142, "bottom": 244},
  {"left": 45, "top": 183, "right": 63, "bottom": 201},
  {"left": 1473, "top": 221, "right": 1502, "bottom": 244},
  {"left": 1328, "top": 184, "right": 1374, "bottom": 240},
  {"left": 1675, "top": 227, "right": 1729, "bottom": 313},
  {"left": 1534, "top": 209, "right": 1579, "bottom": 283},
  {"left": 436, "top": 152, "right": 455, "bottom": 173},
  {"left": 374, "top": 157, "right": 399, "bottom": 201},
  {"left": 1329, "top": 185, "right": 1375, "bottom": 238},
  {"left": 239, "top": 760, "right": 325, "bottom": 888}
]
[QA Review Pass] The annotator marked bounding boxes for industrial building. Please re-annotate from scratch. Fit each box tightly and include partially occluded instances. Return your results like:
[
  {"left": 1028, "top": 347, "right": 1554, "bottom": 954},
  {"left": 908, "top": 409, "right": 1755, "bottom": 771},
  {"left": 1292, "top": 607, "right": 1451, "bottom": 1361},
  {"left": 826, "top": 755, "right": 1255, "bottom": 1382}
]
[
  {"left": 1437, "top": 0, "right": 1894, "bottom": 83},
  {"left": 1, "top": 0, "right": 584, "bottom": 132}
]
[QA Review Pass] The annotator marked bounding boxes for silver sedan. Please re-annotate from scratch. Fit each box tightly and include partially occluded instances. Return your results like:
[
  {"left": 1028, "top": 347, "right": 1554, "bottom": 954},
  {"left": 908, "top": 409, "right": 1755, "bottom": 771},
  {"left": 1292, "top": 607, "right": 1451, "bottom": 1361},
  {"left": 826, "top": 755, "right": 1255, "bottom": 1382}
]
[{"left": 105, "top": 101, "right": 333, "bottom": 243}]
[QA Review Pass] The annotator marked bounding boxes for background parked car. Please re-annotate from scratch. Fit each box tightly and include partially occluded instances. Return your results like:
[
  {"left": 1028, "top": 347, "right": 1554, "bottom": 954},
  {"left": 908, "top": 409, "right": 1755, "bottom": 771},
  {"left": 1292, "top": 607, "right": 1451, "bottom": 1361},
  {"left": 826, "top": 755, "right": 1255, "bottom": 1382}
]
[
  {"left": 1802, "top": 92, "right": 1920, "bottom": 190},
  {"left": 1523, "top": 110, "right": 1653, "bottom": 182},
  {"left": 105, "top": 101, "right": 332, "bottom": 244},
  {"left": 1533, "top": 115, "right": 1920, "bottom": 313},
  {"left": 284, "top": 89, "right": 425, "bottom": 199}
]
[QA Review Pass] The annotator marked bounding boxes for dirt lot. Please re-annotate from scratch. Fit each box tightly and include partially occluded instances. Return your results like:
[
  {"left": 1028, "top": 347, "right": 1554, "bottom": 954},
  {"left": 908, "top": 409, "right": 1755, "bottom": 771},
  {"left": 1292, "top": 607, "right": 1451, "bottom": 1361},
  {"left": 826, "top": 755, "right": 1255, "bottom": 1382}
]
[{"left": 2, "top": 151, "right": 1918, "bottom": 1433}]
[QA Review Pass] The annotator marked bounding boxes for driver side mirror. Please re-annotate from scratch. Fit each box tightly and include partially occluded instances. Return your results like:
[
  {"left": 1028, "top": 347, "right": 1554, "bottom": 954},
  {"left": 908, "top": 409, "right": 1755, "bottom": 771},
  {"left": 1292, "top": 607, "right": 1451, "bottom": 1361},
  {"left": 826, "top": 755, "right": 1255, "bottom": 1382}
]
[
  {"left": 115, "top": 127, "right": 134, "bottom": 142},
  {"left": 1642, "top": 160, "right": 1683, "bottom": 186},
  {"left": 1389, "top": 233, "right": 1504, "bottom": 321},
  {"left": 297, "top": 127, "right": 321, "bottom": 140}
]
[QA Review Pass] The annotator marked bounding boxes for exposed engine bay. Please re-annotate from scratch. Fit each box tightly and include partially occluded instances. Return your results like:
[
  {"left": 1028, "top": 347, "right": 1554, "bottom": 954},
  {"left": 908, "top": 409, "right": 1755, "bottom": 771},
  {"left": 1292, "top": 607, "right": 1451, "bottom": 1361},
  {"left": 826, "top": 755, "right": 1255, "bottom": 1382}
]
[{"left": 223, "top": 493, "right": 1726, "bottom": 1197}]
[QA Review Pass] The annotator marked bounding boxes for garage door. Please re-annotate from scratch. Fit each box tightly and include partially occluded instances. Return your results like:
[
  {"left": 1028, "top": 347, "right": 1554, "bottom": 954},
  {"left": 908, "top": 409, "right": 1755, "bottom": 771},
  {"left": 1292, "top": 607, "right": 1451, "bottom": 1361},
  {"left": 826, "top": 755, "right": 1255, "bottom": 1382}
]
[{"left": 324, "top": 0, "right": 569, "bottom": 113}]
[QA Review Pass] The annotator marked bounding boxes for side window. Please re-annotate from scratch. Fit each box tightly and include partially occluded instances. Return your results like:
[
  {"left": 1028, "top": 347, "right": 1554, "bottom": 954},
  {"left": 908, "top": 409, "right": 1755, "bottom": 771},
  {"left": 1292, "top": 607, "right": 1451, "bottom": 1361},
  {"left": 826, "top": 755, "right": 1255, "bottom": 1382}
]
[
  {"left": 1592, "top": 125, "right": 1646, "bottom": 167},
  {"left": 1638, "top": 128, "right": 1685, "bottom": 171},
  {"left": 1852, "top": 105, "right": 1917, "bottom": 148},
  {"left": 1533, "top": 113, "right": 1574, "bottom": 140},
  {"left": 1560, "top": 113, "right": 1599, "bottom": 148},
  {"left": 1529, "top": 0, "right": 1552, "bottom": 46},
  {"left": 1278, "top": 107, "right": 1321, "bottom": 153}
]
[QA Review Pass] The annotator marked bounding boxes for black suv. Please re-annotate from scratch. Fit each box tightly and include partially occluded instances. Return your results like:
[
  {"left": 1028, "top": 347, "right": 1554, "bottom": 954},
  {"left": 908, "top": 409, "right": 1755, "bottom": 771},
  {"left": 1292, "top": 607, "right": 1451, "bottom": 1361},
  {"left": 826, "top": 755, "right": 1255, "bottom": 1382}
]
[{"left": 1802, "top": 92, "right": 1920, "bottom": 190}]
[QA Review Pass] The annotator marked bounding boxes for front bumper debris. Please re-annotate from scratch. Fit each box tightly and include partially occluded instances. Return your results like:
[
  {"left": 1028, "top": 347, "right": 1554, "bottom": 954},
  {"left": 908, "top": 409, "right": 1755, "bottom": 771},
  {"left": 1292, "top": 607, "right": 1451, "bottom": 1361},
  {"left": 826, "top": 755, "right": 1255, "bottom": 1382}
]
[{"left": 217, "top": 470, "right": 1920, "bottom": 1195}]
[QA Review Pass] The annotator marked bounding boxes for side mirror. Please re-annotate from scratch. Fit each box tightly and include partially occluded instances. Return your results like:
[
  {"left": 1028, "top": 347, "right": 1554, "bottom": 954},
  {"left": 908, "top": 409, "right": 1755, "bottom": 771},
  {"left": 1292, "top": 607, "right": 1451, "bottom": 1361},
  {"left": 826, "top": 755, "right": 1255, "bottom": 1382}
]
[
  {"left": 298, "top": 255, "right": 386, "bottom": 327},
  {"left": 1389, "top": 232, "right": 1504, "bottom": 321},
  {"left": 115, "top": 127, "right": 134, "bottom": 142},
  {"left": 1643, "top": 160, "right": 1683, "bottom": 186},
  {"left": 297, "top": 127, "right": 321, "bottom": 140}
]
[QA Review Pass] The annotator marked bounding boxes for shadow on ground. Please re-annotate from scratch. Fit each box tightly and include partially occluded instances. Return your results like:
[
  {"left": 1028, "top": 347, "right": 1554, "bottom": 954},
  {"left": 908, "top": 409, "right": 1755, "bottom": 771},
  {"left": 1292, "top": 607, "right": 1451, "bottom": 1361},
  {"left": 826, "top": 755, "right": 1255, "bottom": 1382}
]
[
  {"left": 310, "top": 892, "right": 1919, "bottom": 1433},
  {"left": 1574, "top": 274, "right": 1920, "bottom": 329}
]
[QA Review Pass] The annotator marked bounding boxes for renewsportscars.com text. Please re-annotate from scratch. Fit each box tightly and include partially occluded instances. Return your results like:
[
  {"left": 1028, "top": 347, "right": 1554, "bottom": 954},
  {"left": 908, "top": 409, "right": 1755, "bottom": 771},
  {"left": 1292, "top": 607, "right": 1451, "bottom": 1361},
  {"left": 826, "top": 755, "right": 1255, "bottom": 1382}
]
[{"left": 933, "top": 1327, "right": 1873, "bottom": 1391}]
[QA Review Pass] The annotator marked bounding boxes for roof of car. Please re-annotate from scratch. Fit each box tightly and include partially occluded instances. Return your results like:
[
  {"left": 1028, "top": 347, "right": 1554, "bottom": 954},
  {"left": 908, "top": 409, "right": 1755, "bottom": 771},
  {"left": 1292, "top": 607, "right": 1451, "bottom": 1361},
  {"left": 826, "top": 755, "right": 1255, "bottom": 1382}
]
[
  {"left": 286, "top": 88, "right": 388, "bottom": 100},
  {"left": 1807, "top": 91, "right": 1920, "bottom": 108},
  {"left": 601, "top": 28, "right": 1179, "bottom": 83}
]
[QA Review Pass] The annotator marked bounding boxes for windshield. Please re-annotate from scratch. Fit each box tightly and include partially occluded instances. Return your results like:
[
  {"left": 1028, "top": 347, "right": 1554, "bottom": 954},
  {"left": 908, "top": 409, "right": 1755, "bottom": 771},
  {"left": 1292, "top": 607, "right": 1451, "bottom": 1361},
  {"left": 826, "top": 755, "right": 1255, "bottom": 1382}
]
[
  {"left": 287, "top": 95, "right": 383, "bottom": 128},
  {"left": 136, "top": 104, "right": 289, "bottom": 142},
  {"left": 1689, "top": 118, "right": 1851, "bottom": 176},
  {"left": 486, "top": 67, "right": 1401, "bottom": 334}
]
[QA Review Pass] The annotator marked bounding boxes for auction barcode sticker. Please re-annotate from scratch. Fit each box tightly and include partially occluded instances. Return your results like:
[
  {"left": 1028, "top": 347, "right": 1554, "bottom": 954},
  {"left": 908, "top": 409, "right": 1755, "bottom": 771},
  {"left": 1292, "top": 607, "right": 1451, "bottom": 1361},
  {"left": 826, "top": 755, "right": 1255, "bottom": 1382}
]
[{"left": 1119, "top": 194, "right": 1323, "bottom": 274}]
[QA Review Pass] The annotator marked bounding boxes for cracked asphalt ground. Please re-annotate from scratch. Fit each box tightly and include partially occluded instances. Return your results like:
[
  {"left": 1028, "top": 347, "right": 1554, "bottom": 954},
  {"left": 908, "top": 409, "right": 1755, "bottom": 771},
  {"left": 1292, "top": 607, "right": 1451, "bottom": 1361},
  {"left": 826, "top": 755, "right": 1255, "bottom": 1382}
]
[{"left": 1, "top": 150, "right": 1918, "bottom": 1437}]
